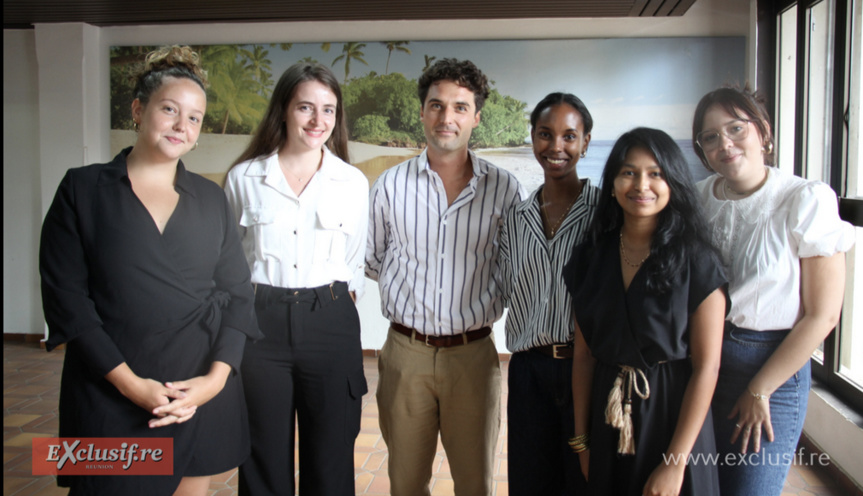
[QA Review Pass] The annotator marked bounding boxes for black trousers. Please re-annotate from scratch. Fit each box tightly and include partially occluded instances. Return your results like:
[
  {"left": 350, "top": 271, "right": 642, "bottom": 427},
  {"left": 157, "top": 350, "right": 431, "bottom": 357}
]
[
  {"left": 507, "top": 350, "right": 587, "bottom": 496},
  {"left": 238, "top": 282, "right": 367, "bottom": 496}
]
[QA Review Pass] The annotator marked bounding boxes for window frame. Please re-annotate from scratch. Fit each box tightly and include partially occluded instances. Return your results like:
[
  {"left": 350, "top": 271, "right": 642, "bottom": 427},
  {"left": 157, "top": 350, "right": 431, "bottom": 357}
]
[{"left": 762, "top": 0, "right": 863, "bottom": 413}]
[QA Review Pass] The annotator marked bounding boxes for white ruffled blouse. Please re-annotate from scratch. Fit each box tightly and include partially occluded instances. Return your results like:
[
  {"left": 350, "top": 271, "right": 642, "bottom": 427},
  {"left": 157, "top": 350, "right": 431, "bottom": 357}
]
[{"left": 697, "top": 166, "right": 855, "bottom": 331}]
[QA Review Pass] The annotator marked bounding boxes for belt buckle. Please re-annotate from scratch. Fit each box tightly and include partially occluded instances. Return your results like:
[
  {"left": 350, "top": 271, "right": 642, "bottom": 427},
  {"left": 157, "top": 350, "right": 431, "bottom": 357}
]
[
  {"left": 424, "top": 333, "right": 434, "bottom": 347},
  {"left": 552, "top": 344, "right": 566, "bottom": 359}
]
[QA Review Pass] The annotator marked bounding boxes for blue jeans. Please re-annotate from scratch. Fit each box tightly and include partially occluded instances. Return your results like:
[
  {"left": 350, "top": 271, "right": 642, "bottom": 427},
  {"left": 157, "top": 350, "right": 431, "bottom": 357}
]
[{"left": 713, "top": 324, "right": 811, "bottom": 496}]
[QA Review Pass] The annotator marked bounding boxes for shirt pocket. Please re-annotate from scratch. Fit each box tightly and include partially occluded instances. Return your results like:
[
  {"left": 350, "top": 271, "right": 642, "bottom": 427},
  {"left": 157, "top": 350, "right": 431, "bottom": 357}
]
[
  {"left": 315, "top": 206, "right": 353, "bottom": 266},
  {"left": 239, "top": 206, "right": 278, "bottom": 262}
]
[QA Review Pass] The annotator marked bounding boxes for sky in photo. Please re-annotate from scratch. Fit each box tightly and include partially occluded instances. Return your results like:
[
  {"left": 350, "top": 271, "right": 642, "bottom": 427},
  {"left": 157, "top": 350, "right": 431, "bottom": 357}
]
[{"left": 264, "top": 37, "right": 745, "bottom": 140}]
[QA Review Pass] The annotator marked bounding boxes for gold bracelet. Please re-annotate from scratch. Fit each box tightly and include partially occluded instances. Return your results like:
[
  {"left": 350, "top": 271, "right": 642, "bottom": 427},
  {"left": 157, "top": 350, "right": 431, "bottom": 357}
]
[
  {"left": 568, "top": 434, "right": 590, "bottom": 453},
  {"left": 568, "top": 433, "right": 589, "bottom": 445},
  {"left": 748, "top": 387, "right": 769, "bottom": 401},
  {"left": 570, "top": 442, "right": 589, "bottom": 453}
]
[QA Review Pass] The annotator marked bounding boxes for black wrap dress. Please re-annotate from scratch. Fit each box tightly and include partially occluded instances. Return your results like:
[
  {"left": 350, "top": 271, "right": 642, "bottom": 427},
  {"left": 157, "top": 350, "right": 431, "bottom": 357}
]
[
  {"left": 563, "top": 229, "right": 726, "bottom": 496},
  {"left": 40, "top": 148, "right": 262, "bottom": 495}
]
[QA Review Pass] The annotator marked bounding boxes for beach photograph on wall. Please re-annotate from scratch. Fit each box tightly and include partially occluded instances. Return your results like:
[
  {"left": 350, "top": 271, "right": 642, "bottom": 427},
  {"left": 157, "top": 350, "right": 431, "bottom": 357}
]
[{"left": 109, "top": 37, "right": 745, "bottom": 191}]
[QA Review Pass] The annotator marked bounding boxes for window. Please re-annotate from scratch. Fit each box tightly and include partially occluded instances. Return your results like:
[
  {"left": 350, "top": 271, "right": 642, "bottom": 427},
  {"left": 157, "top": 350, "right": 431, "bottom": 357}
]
[{"left": 774, "top": 0, "right": 863, "bottom": 412}]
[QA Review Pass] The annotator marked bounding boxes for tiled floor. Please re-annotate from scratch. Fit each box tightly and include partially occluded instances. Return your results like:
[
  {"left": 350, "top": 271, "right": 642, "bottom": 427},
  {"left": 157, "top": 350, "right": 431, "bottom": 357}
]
[{"left": 4, "top": 340, "right": 859, "bottom": 495}]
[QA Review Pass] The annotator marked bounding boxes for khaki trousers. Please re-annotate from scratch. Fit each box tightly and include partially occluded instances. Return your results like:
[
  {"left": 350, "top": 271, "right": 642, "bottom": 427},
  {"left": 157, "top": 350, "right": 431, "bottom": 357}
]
[{"left": 376, "top": 328, "right": 501, "bottom": 496}]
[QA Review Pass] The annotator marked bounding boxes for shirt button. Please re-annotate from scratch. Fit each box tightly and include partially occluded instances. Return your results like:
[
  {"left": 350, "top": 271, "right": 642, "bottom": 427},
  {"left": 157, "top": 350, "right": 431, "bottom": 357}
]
[
  {"left": 293, "top": 230, "right": 297, "bottom": 235},
  {"left": 293, "top": 264, "right": 298, "bottom": 269},
  {"left": 254, "top": 216, "right": 259, "bottom": 222}
]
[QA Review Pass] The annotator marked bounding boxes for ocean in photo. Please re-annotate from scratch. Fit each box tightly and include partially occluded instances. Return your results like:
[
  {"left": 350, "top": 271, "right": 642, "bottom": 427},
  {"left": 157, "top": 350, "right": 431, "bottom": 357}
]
[{"left": 476, "top": 140, "right": 711, "bottom": 195}]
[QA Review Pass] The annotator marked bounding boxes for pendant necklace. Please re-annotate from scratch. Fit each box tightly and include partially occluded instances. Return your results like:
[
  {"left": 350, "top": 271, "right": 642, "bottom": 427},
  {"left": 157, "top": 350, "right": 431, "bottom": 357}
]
[{"left": 541, "top": 188, "right": 579, "bottom": 238}]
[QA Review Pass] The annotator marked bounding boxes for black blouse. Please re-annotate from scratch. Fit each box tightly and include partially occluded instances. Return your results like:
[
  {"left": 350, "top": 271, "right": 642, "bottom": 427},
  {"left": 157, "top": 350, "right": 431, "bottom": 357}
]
[{"left": 40, "top": 147, "right": 261, "bottom": 378}]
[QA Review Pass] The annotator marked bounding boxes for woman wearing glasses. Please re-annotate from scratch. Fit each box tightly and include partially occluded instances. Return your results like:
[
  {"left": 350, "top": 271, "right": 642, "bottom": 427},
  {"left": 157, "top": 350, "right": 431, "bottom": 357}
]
[{"left": 692, "top": 86, "right": 854, "bottom": 495}]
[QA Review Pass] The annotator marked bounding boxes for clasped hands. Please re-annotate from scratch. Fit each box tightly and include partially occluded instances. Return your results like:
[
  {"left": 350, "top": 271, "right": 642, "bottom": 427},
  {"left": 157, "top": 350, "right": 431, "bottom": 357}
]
[{"left": 111, "top": 362, "right": 231, "bottom": 429}]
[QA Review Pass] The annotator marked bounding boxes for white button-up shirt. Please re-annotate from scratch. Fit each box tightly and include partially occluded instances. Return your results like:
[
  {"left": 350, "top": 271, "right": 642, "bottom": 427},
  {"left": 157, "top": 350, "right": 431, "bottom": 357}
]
[
  {"left": 225, "top": 146, "right": 369, "bottom": 296},
  {"left": 366, "top": 149, "right": 525, "bottom": 336}
]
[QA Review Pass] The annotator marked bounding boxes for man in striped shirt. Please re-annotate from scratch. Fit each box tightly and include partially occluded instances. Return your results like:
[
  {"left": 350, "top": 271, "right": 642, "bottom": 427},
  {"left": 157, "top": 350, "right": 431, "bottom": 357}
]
[{"left": 366, "top": 58, "right": 524, "bottom": 496}]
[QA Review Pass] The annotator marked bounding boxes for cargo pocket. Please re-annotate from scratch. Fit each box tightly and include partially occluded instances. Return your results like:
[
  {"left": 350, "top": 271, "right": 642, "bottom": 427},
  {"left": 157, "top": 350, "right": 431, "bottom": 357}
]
[{"left": 345, "top": 368, "right": 368, "bottom": 444}]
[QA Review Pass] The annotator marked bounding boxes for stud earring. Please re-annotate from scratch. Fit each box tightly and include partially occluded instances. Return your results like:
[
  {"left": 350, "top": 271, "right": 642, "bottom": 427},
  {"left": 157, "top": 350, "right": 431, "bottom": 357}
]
[
  {"left": 193, "top": 142, "right": 199, "bottom": 151},
  {"left": 581, "top": 152, "right": 586, "bottom": 158}
]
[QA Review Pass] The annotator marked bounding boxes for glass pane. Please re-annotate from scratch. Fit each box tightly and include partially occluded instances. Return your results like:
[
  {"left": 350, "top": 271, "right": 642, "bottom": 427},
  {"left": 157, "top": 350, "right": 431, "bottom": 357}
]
[
  {"left": 838, "top": 1, "right": 863, "bottom": 389},
  {"left": 804, "top": 0, "right": 835, "bottom": 182},
  {"left": 777, "top": 5, "right": 798, "bottom": 175}
]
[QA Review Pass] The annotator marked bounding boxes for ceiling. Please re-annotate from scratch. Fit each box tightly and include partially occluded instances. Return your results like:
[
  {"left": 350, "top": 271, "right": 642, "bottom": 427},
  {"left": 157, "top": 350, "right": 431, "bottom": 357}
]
[{"left": 3, "top": 0, "right": 697, "bottom": 29}]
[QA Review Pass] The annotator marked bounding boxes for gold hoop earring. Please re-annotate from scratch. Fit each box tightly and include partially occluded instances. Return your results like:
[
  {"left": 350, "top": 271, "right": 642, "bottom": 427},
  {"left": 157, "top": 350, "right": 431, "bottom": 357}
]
[
  {"left": 763, "top": 142, "right": 774, "bottom": 154},
  {"left": 133, "top": 121, "right": 139, "bottom": 132}
]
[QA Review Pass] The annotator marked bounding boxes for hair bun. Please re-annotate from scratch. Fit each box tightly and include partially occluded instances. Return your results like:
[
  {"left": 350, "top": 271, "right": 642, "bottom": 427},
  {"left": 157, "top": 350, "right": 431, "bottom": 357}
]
[{"left": 143, "top": 45, "right": 208, "bottom": 88}]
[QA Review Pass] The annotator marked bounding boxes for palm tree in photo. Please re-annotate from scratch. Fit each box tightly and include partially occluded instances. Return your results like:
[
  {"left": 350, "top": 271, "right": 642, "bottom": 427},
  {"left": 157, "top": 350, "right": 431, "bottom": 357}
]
[
  {"left": 422, "top": 54, "right": 437, "bottom": 72},
  {"left": 381, "top": 41, "right": 411, "bottom": 74},
  {"left": 332, "top": 42, "right": 368, "bottom": 84},
  {"left": 240, "top": 44, "right": 273, "bottom": 96},
  {"left": 268, "top": 43, "right": 293, "bottom": 52},
  {"left": 208, "top": 55, "right": 268, "bottom": 134}
]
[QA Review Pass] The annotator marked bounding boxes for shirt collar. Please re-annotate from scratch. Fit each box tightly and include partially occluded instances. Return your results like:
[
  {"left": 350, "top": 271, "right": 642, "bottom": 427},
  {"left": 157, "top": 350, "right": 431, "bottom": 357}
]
[
  {"left": 98, "top": 146, "right": 196, "bottom": 197},
  {"left": 247, "top": 145, "right": 345, "bottom": 182},
  {"left": 513, "top": 178, "right": 596, "bottom": 215},
  {"left": 417, "top": 148, "right": 489, "bottom": 178}
]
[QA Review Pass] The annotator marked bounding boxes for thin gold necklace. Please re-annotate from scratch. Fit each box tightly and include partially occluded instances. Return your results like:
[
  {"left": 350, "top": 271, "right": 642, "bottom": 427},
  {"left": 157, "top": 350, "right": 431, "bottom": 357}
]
[
  {"left": 723, "top": 168, "right": 769, "bottom": 199},
  {"left": 619, "top": 232, "right": 649, "bottom": 268},
  {"left": 541, "top": 188, "right": 579, "bottom": 238}
]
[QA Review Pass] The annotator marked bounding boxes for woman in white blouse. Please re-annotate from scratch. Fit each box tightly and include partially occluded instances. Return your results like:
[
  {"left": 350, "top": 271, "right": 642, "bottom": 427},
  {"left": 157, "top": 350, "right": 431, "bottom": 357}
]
[
  {"left": 692, "top": 86, "right": 855, "bottom": 496},
  {"left": 224, "top": 63, "right": 369, "bottom": 496}
]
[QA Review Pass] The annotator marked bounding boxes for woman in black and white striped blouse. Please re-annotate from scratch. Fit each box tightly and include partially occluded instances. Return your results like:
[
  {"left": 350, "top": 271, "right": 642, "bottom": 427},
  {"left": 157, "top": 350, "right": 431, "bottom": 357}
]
[{"left": 497, "top": 92, "right": 599, "bottom": 495}]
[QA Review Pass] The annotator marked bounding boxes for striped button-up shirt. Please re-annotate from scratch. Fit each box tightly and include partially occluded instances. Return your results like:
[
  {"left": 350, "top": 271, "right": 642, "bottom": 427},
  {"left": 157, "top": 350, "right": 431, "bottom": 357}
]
[
  {"left": 366, "top": 149, "right": 525, "bottom": 336},
  {"left": 497, "top": 182, "right": 600, "bottom": 352}
]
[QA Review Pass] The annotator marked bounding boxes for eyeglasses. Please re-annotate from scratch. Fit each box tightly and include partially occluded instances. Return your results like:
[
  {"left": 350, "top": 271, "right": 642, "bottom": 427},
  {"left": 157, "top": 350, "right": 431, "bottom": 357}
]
[{"left": 695, "top": 119, "right": 752, "bottom": 151}]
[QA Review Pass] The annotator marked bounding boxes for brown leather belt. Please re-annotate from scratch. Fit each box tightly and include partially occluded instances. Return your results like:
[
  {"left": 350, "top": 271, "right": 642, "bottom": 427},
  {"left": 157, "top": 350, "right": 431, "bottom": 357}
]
[
  {"left": 531, "top": 343, "right": 574, "bottom": 359},
  {"left": 390, "top": 322, "right": 491, "bottom": 348}
]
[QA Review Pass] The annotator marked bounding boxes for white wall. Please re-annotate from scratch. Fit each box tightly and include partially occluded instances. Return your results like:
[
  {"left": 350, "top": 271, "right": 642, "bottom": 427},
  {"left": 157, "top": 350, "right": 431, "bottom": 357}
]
[{"left": 3, "top": 30, "right": 43, "bottom": 336}]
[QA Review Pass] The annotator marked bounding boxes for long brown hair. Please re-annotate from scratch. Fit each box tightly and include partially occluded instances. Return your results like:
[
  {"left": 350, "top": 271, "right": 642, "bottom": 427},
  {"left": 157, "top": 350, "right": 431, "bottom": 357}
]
[{"left": 232, "top": 63, "right": 349, "bottom": 167}]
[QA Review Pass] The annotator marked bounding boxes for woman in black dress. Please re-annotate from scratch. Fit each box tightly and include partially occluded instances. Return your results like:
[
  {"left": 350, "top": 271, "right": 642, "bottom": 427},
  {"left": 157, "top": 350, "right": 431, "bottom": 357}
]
[
  {"left": 565, "top": 128, "right": 726, "bottom": 495},
  {"left": 40, "top": 45, "right": 260, "bottom": 495}
]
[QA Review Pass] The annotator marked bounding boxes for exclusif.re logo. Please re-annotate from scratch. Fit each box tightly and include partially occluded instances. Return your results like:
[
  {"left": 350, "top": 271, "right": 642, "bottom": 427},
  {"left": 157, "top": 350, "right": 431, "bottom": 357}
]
[{"left": 32, "top": 438, "right": 173, "bottom": 475}]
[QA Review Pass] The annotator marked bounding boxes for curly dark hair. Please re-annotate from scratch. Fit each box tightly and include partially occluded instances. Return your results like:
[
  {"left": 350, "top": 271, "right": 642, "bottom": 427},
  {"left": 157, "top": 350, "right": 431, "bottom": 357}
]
[
  {"left": 417, "top": 58, "right": 490, "bottom": 112},
  {"left": 692, "top": 84, "right": 775, "bottom": 171},
  {"left": 589, "top": 127, "right": 716, "bottom": 293}
]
